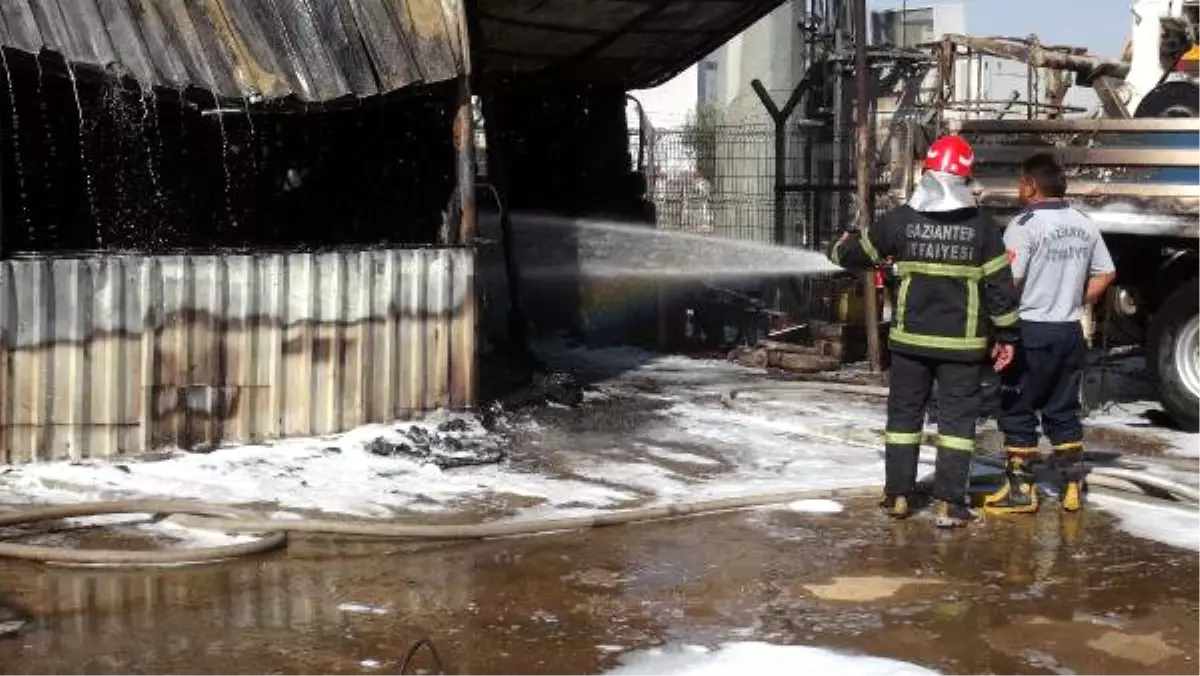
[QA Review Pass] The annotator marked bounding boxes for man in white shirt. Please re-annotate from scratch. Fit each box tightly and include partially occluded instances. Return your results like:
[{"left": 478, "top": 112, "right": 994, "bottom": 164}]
[{"left": 984, "top": 153, "right": 1116, "bottom": 515}]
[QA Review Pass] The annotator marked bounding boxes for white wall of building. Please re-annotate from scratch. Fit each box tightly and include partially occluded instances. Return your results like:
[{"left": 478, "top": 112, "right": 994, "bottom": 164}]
[
  {"left": 628, "top": 0, "right": 810, "bottom": 131},
  {"left": 628, "top": 63, "right": 700, "bottom": 131}
]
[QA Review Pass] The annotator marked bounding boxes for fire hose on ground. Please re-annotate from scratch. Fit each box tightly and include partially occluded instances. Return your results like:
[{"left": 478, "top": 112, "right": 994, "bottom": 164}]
[{"left": 0, "top": 384, "right": 1193, "bottom": 568}]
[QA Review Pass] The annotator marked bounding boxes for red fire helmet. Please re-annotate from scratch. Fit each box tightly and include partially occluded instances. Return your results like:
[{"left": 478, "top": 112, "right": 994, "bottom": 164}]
[{"left": 924, "top": 135, "right": 975, "bottom": 178}]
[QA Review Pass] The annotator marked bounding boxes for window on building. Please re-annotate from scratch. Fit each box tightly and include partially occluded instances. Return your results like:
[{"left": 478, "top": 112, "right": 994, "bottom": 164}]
[
  {"left": 697, "top": 60, "right": 719, "bottom": 105},
  {"left": 872, "top": 7, "right": 935, "bottom": 48}
]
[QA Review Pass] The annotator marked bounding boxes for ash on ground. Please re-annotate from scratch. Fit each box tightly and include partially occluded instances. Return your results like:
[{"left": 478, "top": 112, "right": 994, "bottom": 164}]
[{"left": 366, "top": 416, "right": 508, "bottom": 470}]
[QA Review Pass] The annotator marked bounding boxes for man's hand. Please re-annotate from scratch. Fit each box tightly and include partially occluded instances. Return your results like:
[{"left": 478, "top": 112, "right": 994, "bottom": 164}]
[
  {"left": 991, "top": 343, "right": 1015, "bottom": 372},
  {"left": 1084, "top": 271, "right": 1117, "bottom": 306}
]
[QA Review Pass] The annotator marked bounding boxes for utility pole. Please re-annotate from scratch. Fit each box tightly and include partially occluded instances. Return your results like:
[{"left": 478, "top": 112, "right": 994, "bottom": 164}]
[{"left": 853, "top": 0, "right": 882, "bottom": 373}]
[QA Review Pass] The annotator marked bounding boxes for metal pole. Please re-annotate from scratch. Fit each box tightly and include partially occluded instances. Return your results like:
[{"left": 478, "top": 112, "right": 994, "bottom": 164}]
[
  {"left": 463, "top": 0, "right": 533, "bottom": 366},
  {"left": 1026, "top": 36, "right": 1036, "bottom": 120},
  {"left": 453, "top": 0, "right": 478, "bottom": 408},
  {"left": 853, "top": 0, "right": 881, "bottom": 373},
  {"left": 454, "top": 1, "right": 477, "bottom": 245},
  {"left": 773, "top": 117, "right": 787, "bottom": 245},
  {"left": 831, "top": 22, "right": 844, "bottom": 246}
]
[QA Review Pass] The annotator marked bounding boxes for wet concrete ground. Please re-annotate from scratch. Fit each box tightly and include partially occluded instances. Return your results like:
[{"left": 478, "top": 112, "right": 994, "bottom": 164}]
[
  {"left": 0, "top": 499, "right": 1195, "bottom": 675},
  {"left": 0, "top": 351, "right": 1195, "bottom": 674}
]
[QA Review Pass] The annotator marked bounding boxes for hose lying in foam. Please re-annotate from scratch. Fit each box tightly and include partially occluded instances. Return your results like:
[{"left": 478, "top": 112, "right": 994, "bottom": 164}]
[
  {"left": 0, "top": 486, "right": 882, "bottom": 567},
  {"left": 0, "top": 389, "right": 1192, "bottom": 567},
  {"left": 0, "top": 501, "right": 288, "bottom": 566},
  {"left": 0, "top": 460, "right": 1195, "bottom": 568}
]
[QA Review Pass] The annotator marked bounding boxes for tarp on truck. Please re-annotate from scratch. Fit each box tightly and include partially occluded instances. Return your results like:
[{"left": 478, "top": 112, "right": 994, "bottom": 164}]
[{"left": 0, "top": 0, "right": 784, "bottom": 102}]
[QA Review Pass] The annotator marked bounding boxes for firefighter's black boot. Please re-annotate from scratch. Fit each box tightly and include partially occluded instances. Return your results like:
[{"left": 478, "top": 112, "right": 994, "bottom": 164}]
[
  {"left": 879, "top": 494, "right": 911, "bottom": 520},
  {"left": 933, "top": 500, "right": 975, "bottom": 528},
  {"left": 983, "top": 452, "right": 1040, "bottom": 515}
]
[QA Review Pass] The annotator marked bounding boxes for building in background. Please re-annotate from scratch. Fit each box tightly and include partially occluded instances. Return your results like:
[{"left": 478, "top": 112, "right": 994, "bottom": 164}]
[
  {"left": 630, "top": 0, "right": 1101, "bottom": 133},
  {"left": 628, "top": 0, "right": 811, "bottom": 128},
  {"left": 626, "top": 0, "right": 1107, "bottom": 244}
]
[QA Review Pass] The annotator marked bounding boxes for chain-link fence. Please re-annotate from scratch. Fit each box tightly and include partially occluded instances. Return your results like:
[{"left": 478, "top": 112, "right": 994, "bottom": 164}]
[
  {"left": 642, "top": 122, "right": 874, "bottom": 249},
  {"left": 631, "top": 121, "right": 885, "bottom": 354}
]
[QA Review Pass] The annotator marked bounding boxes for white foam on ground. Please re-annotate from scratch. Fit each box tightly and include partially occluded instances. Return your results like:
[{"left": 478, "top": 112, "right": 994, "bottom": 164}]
[
  {"left": 782, "top": 499, "right": 844, "bottom": 514},
  {"left": 638, "top": 444, "right": 721, "bottom": 466},
  {"left": 0, "top": 351, "right": 888, "bottom": 520},
  {"left": 148, "top": 520, "right": 260, "bottom": 548},
  {"left": 1086, "top": 400, "right": 1199, "bottom": 459},
  {"left": 1, "top": 344, "right": 1192, "bottom": 546},
  {"left": 55, "top": 513, "right": 257, "bottom": 548},
  {"left": 1091, "top": 494, "right": 1200, "bottom": 552},
  {"left": 338, "top": 603, "right": 389, "bottom": 615},
  {"left": 0, "top": 412, "right": 637, "bottom": 518},
  {"left": 605, "top": 642, "right": 937, "bottom": 676}
]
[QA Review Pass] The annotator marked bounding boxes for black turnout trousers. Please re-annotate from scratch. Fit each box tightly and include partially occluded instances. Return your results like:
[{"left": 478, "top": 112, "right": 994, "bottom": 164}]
[
  {"left": 885, "top": 352, "right": 981, "bottom": 505},
  {"left": 999, "top": 320, "right": 1088, "bottom": 480}
]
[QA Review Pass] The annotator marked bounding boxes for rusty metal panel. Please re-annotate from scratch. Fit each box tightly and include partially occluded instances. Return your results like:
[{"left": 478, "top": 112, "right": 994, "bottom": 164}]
[
  {"left": 0, "top": 0, "right": 465, "bottom": 102},
  {"left": 960, "top": 119, "right": 1200, "bottom": 133},
  {"left": 961, "top": 117, "right": 1200, "bottom": 232},
  {"left": 0, "top": 248, "right": 476, "bottom": 464},
  {"left": 978, "top": 147, "right": 1198, "bottom": 168}
]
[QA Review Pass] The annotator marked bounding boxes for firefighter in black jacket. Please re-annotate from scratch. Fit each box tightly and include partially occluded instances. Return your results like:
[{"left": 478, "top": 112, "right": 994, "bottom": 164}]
[{"left": 829, "top": 135, "right": 1021, "bottom": 528}]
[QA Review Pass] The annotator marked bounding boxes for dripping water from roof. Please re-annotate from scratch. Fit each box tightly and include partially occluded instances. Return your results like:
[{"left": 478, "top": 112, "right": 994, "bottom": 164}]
[
  {"left": 64, "top": 60, "right": 100, "bottom": 244},
  {"left": 185, "top": 26, "right": 238, "bottom": 234},
  {"left": 137, "top": 84, "right": 166, "bottom": 212},
  {"left": 33, "top": 51, "right": 58, "bottom": 244},
  {"left": 0, "top": 47, "right": 30, "bottom": 234}
]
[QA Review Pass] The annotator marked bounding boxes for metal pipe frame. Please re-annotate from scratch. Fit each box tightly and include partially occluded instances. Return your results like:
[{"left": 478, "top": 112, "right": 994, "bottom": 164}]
[{"left": 853, "top": 0, "right": 881, "bottom": 373}]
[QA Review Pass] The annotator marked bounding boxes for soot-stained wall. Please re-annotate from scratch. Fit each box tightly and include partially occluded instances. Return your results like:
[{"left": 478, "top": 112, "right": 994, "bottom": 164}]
[
  {"left": 0, "top": 49, "right": 457, "bottom": 255},
  {"left": 486, "top": 81, "right": 648, "bottom": 220}
]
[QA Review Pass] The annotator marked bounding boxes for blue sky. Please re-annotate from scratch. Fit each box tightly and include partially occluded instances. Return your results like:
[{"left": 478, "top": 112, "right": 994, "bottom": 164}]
[{"left": 869, "top": 0, "right": 1132, "bottom": 58}]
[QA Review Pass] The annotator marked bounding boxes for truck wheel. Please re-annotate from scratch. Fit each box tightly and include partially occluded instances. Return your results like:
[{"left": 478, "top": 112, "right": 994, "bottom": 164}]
[
  {"left": 1148, "top": 278, "right": 1200, "bottom": 431},
  {"left": 1134, "top": 80, "right": 1200, "bottom": 118}
]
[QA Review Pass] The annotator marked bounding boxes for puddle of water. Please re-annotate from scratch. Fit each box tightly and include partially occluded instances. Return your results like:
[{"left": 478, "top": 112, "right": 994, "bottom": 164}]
[{"left": 0, "top": 501, "right": 1194, "bottom": 674}]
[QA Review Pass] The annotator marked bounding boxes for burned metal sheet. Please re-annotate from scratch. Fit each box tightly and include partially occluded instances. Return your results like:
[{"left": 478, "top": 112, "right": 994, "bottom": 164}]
[
  {"left": 0, "top": 248, "right": 476, "bottom": 462},
  {"left": 960, "top": 118, "right": 1200, "bottom": 236},
  {"left": 476, "top": 0, "right": 784, "bottom": 88},
  {"left": 0, "top": 0, "right": 465, "bottom": 101},
  {"left": 0, "top": 0, "right": 785, "bottom": 100}
]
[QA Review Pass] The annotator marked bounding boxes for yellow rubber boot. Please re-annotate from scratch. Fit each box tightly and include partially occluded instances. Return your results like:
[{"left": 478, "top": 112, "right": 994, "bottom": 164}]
[
  {"left": 983, "top": 452, "right": 1040, "bottom": 515},
  {"left": 1061, "top": 480, "right": 1083, "bottom": 512},
  {"left": 1053, "top": 442, "right": 1085, "bottom": 513}
]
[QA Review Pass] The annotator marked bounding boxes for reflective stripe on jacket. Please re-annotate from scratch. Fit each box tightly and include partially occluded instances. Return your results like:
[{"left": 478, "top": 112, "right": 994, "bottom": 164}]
[{"left": 828, "top": 205, "right": 1020, "bottom": 362}]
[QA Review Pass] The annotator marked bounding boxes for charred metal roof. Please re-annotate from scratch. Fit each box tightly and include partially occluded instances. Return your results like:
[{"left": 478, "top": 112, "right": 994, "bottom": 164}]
[
  {"left": 476, "top": 0, "right": 786, "bottom": 89},
  {"left": 0, "top": 0, "right": 784, "bottom": 102},
  {"left": 0, "top": 0, "right": 465, "bottom": 102}
]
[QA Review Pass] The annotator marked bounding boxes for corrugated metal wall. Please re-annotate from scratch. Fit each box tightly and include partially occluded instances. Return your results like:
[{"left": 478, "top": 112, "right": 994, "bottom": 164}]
[{"left": 0, "top": 248, "right": 476, "bottom": 463}]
